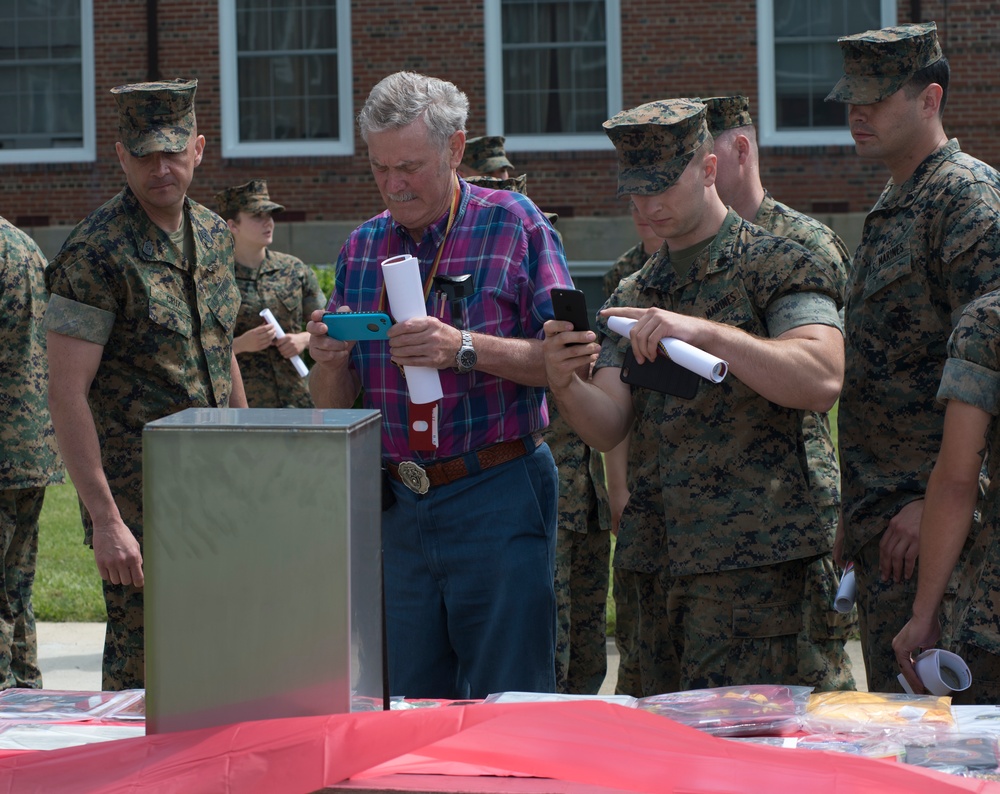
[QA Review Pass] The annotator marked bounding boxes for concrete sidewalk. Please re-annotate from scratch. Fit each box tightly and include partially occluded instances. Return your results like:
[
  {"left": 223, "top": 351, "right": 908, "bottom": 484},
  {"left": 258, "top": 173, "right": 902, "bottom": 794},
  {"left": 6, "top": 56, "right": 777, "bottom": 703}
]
[
  {"left": 35, "top": 622, "right": 866, "bottom": 695},
  {"left": 37, "top": 622, "right": 103, "bottom": 691}
]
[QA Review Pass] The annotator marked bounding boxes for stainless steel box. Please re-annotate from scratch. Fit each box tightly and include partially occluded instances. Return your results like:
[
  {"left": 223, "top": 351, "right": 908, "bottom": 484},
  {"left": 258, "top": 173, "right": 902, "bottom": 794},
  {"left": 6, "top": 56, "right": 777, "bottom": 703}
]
[{"left": 143, "top": 408, "right": 384, "bottom": 733}]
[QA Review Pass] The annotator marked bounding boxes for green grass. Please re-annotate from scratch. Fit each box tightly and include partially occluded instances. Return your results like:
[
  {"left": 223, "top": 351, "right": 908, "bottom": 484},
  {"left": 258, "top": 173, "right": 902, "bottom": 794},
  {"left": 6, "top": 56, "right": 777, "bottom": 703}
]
[{"left": 35, "top": 481, "right": 106, "bottom": 622}]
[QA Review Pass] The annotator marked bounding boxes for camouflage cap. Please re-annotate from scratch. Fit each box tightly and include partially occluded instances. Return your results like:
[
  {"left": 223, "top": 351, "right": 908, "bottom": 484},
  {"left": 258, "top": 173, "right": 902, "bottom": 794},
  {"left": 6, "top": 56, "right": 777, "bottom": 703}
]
[
  {"left": 462, "top": 135, "right": 514, "bottom": 174},
  {"left": 701, "top": 95, "right": 754, "bottom": 136},
  {"left": 465, "top": 173, "right": 559, "bottom": 223},
  {"left": 465, "top": 173, "right": 528, "bottom": 195},
  {"left": 602, "top": 99, "right": 709, "bottom": 196},
  {"left": 214, "top": 179, "right": 285, "bottom": 218},
  {"left": 826, "top": 22, "right": 943, "bottom": 105},
  {"left": 111, "top": 78, "right": 197, "bottom": 157}
]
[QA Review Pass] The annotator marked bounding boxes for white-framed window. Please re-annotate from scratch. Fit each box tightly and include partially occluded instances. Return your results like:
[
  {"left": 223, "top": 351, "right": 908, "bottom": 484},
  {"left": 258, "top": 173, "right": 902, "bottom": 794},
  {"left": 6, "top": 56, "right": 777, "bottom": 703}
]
[
  {"left": 0, "top": 0, "right": 95, "bottom": 164},
  {"left": 757, "top": 0, "right": 896, "bottom": 147},
  {"left": 484, "top": 0, "right": 621, "bottom": 153},
  {"left": 218, "top": 0, "right": 353, "bottom": 159}
]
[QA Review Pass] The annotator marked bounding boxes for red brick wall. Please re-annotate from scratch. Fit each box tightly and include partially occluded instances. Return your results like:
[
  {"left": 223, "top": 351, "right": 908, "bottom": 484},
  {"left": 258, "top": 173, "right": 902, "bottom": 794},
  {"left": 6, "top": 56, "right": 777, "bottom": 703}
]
[{"left": 2, "top": 1, "right": 996, "bottom": 228}]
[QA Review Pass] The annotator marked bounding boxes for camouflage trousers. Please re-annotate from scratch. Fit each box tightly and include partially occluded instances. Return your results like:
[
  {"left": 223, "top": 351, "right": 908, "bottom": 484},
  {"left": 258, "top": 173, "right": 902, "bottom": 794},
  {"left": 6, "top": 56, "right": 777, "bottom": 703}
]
[
  {"left": 82, "top": 461, "right": 145, "bottom": 691},
  {"left": 798, "top": 553, "right": 857, "bottom": 691},
  {"left": 101, "top": 581, "right": 144, "bottom": 691},
  {"left": 612, "top": 566, "right": 642, "bottom": 696},
  {"left": 0, "top": 487, "right": 45, "bottom": 689},
  {"left": 554, "top": 527, "right": 610, "bottom": 694},
  {"left": 854, "top": 535, "right": 960, "bottom": 694},
  {"left": 632, "top": 557, "right": 822, "bottom": 695},
  {"left": 951, "top": 642, "right": 1000, "bottom": 705}
]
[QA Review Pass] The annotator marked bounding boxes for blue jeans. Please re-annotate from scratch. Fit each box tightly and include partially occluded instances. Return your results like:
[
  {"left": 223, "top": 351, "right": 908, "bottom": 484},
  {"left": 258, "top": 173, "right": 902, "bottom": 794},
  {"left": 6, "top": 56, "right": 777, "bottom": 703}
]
[{"left": 382, "top": 440, "right": 558, "bottom": 699}]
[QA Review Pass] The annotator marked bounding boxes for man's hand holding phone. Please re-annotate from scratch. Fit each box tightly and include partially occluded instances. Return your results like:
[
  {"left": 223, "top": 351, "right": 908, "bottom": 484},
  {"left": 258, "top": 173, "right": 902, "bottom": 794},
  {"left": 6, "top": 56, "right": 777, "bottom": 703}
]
[
  {"left": 307, "top": 308, "right": 357, "bottom": 371},
  {"left": 544, "top": 288, "right": 599, "bottom": 389}
]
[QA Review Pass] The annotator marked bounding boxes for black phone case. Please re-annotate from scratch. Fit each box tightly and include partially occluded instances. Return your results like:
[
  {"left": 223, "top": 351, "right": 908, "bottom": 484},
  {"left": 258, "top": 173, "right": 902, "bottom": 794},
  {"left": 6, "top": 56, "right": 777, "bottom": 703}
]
[
  {"left": 620, "top": 347, "right": 700, "bottom": 400},
  {"left": 550, "top": 288, "right": 591, "bottom": 333}
]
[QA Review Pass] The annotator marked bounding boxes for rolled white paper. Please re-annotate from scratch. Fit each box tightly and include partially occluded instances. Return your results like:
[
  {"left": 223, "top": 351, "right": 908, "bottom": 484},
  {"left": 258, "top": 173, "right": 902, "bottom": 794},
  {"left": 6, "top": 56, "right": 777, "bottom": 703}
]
[
  {"left": 259, "top": 308, "right": 309, "bottom": 378},
  {"left": 606, "top": 316, "right": 728, "bottom": 383},
  {"left": 834, "top": 565, "right": 856, "bottom": 613},
  {"left": 898, "top": 648, "right": 972, "bottom": 696},
  {"left": 380, "top": 254, "right": 444, "bottom": 404}
]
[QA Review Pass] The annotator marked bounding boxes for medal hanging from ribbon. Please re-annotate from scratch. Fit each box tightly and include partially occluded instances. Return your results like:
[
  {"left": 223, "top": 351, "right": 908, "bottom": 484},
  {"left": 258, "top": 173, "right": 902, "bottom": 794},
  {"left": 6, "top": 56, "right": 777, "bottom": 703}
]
[{"left": 380, "top": 179, "right": 461, "bottom": 451}]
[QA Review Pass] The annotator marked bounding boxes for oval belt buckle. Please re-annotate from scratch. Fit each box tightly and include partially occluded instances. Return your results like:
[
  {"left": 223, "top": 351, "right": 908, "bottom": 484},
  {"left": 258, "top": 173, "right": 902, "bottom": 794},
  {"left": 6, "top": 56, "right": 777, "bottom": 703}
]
[{"left": 397, "top": 461, "right": 430, "bottom": 495}]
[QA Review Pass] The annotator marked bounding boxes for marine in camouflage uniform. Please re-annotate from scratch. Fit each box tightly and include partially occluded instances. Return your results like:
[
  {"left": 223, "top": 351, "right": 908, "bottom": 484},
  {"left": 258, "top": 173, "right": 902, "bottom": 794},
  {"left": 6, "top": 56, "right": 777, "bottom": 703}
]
[
  {"left": 703, "top": 94, "right": 856, "bottom": 691},
  {"left": 217, "top": 180, "right": 325, "bottom": 408},
  {"left": 0, "top": 218, "right": 64, "bottom": 690},
  {"left": 467, "top": 167, "right": 610, "bottom": 694},
  {"left": 827, "top": 23, "right": 1000, "bottom": 692},
  {"left": 934, "top": 292, "right": 1000, "bottom": 703},
  {"left": 45, "top": 80, "right": 243, "bottom": 690},
  {"left": 546, "top": 99, "right": 845, "bottom": 694}
]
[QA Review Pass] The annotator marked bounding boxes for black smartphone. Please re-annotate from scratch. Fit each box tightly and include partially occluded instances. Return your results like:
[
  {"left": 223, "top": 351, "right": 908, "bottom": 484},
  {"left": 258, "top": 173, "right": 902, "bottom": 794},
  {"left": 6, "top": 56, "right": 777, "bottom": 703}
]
[
  {"left": 551, "top": 287, "right": 591, "bottom": 333},
  {"left": 620, "top": 347, "right": 700, "bottom": 400}
]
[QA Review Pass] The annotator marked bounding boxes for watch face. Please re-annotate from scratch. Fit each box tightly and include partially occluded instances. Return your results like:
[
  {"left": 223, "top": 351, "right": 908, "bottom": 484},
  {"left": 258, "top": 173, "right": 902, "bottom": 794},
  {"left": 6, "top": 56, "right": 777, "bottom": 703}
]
[{"left": 458, "top": 348, "right": 477, "bottom": 372}]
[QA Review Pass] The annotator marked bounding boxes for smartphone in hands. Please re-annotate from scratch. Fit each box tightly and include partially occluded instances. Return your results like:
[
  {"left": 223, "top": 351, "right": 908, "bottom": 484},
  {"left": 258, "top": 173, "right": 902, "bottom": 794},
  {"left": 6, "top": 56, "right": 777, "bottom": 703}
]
[
  {"left": 550, "top": 288, "right": 591, "bottom": 335},
  {"left": 323, "top": 311, "right": 393, "bottom": 341}
]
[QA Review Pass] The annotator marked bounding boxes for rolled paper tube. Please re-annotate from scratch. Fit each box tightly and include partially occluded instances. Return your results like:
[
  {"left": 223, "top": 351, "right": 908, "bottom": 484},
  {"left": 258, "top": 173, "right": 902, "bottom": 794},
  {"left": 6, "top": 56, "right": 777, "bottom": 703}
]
[
  {"left": 380, "top": 255, "right": 444, "bottom": 404},
  {"left": 260, "top": 308, "right": 309, "bottom": 378},
  {"left": 834, "top": 566, "right": 856, "bottom": 613},
  {"left": 605, "top": 316, "right": 728, "bottom": 383}
]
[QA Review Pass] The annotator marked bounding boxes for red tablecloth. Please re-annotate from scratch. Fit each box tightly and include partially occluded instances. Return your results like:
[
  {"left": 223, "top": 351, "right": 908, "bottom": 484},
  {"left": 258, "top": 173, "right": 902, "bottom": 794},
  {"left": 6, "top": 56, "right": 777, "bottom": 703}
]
[{"left": 0, "top": 700, "right": 997, "bottom": 794}]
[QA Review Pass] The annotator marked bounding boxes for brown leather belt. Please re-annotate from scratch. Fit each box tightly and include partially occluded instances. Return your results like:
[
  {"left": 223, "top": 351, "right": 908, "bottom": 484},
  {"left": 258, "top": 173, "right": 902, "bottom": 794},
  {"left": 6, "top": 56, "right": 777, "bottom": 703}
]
[{"left": 387, "top": 433, "right": 542, "bottom": 495}]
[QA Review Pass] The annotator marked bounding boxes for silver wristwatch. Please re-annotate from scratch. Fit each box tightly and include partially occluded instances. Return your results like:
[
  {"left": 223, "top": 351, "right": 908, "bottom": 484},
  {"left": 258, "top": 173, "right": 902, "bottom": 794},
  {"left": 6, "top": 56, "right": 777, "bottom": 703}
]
[{"left": 454, "top": 330, "right": 477, "bottom": 374}]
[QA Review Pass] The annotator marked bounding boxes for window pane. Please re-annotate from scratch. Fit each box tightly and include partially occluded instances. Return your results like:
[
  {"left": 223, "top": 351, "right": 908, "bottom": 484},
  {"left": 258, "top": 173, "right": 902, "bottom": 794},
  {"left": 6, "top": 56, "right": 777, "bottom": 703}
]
[
  {"left": 773, "top": 0, "right": 881, "bottom": 131},
  {"left": 236, "top": 0, "right": 339, "bottom": 143},
  {"left": 501, "top": 0, "right": 607, "bottom": 135},
  {"left": 0, "top": 2, "right": 83, "bottom": 150}
]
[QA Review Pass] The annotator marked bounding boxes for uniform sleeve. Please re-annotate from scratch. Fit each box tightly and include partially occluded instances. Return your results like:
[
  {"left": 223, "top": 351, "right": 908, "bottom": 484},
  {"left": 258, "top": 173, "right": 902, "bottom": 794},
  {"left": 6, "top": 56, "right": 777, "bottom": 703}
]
[
  {"left": 938, "top": 296, "right": 1000, "bottom": 415},
  {"left": 300, "top": 261, "right": 326, "bottom": 318},
  {"left": 766, "top": 293, "right": 843, "bottom": 338},
  {"left": 44, "top": 247, "right": 118, "bottom": 345}
]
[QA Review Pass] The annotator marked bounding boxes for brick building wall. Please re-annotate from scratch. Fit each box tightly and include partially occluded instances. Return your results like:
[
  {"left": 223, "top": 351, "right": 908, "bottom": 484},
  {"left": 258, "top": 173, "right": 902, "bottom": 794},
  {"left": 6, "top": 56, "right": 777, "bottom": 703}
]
[{"left": 2, "top": 0, "right": 996, "bottom": 231}]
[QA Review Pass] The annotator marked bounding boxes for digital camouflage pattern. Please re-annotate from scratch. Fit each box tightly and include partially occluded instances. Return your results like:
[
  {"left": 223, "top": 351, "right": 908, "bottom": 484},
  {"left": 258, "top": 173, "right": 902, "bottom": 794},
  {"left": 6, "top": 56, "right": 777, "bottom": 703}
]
[
  {"left": 462, "top": 135, "right": 514, "bottom": 175},
  {"left": 464, "top": 173, "right": 527, "bottom": 195},
  {"left": 603, "top": 99, "right": 709, "bottom": 197},
  {"left": 755, "top": 191, "right": 849, "bottom": 527},
  {"left": 936, "top": 291, "right": 1000, "bottom": 694},
  {"left": 215, "top": 178, "right": 285, "bottom": 219},
  {"left": 826, "top": 22, "right": 942, "bottom": 105},
  {"left": 633, "top": 558, "right": 810, "bottom": 693},
  {"left": 839, "top": 139, "right": 1000, "bottom": 692},
  {"left": 45, "top": 187, "right": 239, "bottom": 689},
  {"left": 604, "top": 242, "right": 653, "bottom": 298},
  {"left": 701, "top": 95, "right": 753, "bottom": 136},
  {"left": 597, "top": 208, "right": 843, "bottom": 577},
  {"left": 234, "top": 250, "right": 325, "bottom": 408},
  {"left": 0, "top": 219, "right": 63, "bottom": 491},
  {"left": 111, "top": 79, "right": 197, "bottom": 158},
  {"left": 464, "top": 174, "right": 560, "bottom": 226},
  {"left": 546, "top": 396, "right": 610, "bottom": 695},
  {"left": 0, "top": 489, "right": 46, "bottom": 689},
  {"left": 597, "top": 209, "right": 842, "bottom": 690},
  {"left": 752, "top": 192, "right": 856, "bottom": 691},
  {"left": 840, "top": 141, "right": 1000, "bottom": 554},
  {"left": 0, "top": 218, "right": 64, "bottom": 690}
]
